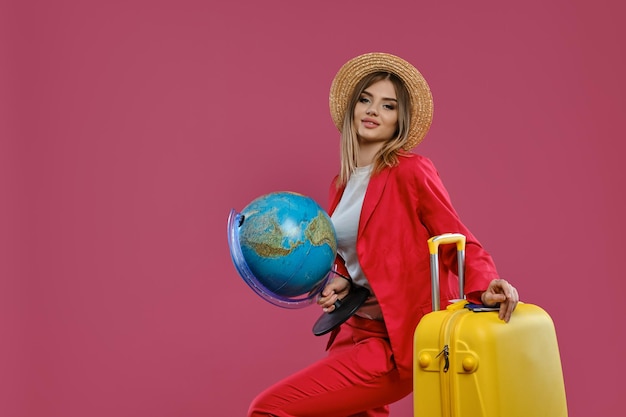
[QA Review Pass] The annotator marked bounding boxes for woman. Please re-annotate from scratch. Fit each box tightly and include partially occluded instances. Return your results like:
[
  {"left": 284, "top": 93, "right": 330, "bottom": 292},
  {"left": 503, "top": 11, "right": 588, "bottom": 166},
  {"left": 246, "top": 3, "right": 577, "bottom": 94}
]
[{"left": 248, "top": 52, "right": 519, "bottom": 417}]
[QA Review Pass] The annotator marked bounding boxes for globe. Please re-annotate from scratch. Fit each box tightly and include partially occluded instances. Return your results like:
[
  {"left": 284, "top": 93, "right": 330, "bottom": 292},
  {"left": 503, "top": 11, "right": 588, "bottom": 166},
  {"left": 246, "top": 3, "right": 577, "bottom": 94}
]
[{"left": 227, "top": 191, "right": 338, "bottom": 308}]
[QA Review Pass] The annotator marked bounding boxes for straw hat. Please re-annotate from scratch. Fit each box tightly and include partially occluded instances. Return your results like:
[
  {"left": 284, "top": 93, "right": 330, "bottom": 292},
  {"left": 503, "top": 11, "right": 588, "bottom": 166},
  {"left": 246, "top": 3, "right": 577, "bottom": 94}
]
[{"left": 329, "top": 52, "right": 433, "bottom": 150}]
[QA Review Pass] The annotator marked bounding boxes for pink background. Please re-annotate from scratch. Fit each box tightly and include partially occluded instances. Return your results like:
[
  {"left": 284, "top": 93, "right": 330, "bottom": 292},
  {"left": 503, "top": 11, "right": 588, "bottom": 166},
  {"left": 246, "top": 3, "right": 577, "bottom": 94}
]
[{"left": 2, "top": 0, "right": 624, "bottom": 416}]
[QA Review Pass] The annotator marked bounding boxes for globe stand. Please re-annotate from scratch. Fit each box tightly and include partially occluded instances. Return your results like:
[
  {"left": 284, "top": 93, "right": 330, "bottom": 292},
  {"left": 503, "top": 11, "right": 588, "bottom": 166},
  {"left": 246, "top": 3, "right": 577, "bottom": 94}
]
[{"left": 311, "top": 281, "right": 370, "bottom": 336}]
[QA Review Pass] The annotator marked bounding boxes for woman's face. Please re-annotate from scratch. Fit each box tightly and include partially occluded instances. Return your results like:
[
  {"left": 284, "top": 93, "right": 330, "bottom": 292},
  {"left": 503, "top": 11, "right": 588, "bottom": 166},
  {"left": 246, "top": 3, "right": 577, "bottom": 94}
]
[{"left": 353, "top": 79, "right": 399, "bottom": 145}]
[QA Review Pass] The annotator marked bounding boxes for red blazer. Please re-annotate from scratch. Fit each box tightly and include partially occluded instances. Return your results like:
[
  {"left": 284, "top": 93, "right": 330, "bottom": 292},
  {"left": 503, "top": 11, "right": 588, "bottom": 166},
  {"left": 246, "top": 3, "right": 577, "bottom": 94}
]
[{"left": 328, "top": 153, "right": 499, "bottom": 380}]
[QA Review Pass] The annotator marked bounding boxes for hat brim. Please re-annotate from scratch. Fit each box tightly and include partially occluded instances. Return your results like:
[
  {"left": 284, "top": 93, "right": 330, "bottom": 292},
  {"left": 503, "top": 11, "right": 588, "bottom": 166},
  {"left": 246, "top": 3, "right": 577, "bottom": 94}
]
[{"left": 329, "top": 52, "right": 433, "bottom": 150}]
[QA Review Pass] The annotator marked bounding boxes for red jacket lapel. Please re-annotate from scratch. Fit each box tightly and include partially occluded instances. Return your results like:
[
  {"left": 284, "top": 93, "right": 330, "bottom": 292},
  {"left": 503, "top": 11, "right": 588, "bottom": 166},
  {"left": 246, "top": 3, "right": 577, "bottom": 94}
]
[{"left": 358, "top": 169, "right": 390, "bottom": 238}]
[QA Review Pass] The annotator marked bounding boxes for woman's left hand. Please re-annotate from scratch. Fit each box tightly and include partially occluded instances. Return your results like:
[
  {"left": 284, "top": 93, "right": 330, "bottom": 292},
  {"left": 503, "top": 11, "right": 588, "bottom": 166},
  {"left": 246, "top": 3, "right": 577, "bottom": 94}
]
[
  {"left": 317, "top": 277, "right": 351, "bottom": 313},
  {"left": 481, "top": 279, "right": 519, "bottom": 323}
]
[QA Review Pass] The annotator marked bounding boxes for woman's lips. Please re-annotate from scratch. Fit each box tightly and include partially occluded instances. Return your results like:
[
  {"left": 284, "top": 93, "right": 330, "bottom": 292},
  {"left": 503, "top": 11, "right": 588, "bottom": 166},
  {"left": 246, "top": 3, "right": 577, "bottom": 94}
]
[{"left": 362, "top": 118, "right": 379, "bottom": 128}]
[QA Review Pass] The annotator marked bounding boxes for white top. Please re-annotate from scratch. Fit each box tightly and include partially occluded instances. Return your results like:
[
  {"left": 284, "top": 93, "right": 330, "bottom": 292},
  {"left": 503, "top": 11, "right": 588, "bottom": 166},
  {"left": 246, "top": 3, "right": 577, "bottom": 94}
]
[{"left": 331, "top": 165, "right": 383, "bottom": 320}]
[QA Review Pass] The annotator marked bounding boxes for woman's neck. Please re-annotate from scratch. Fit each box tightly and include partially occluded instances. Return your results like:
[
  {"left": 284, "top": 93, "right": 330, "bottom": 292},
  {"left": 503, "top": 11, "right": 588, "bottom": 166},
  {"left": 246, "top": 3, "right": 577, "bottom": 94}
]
[{"left": 357, "top": 142, "right": 383, "bottom": 167}]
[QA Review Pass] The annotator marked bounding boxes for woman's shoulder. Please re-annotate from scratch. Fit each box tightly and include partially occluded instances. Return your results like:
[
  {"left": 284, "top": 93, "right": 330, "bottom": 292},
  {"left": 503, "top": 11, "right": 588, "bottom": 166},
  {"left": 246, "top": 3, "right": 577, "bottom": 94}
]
[{"left": 395, "top": 152, "right": 438, "bottom": 176}]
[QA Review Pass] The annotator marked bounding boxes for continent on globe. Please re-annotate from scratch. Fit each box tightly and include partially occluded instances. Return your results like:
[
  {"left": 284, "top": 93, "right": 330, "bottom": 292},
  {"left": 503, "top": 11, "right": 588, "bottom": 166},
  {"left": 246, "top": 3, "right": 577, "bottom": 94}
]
[{"left": 230, "top": 192, "right": 338, "bottom": 299}]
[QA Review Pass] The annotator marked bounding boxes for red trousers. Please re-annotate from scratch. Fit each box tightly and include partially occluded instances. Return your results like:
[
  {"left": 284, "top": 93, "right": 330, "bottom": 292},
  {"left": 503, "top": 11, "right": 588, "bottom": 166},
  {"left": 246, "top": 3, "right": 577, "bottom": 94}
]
[{"left": 247, "top": 315, "right": 413, "bottom": 417}]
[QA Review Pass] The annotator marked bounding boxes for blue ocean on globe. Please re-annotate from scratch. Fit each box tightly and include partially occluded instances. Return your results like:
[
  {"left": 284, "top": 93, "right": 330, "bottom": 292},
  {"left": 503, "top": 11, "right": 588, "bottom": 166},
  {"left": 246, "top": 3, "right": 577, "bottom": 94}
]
[{"left": 237, "top": 192, "right": 337, "bottom": 298}]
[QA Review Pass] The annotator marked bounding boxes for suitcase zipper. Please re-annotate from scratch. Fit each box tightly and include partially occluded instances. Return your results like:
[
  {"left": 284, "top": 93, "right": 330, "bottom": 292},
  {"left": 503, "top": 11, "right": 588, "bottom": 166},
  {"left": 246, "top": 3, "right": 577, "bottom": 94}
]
[
  {"left": 440, "top": 308, "right": 466, "bottom": 417},
  {"left": 436, "top": 344, "right": 450, "bottom": 372},
  {"left": 438, "top": 307, "right": 463, "bottom": 373}
]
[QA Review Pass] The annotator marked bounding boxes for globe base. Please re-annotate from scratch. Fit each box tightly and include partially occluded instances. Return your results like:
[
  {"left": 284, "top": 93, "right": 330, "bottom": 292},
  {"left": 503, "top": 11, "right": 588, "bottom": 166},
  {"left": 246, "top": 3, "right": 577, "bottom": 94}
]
[{"left": 312, "top": 285, "right": 370, "bottom": 336}]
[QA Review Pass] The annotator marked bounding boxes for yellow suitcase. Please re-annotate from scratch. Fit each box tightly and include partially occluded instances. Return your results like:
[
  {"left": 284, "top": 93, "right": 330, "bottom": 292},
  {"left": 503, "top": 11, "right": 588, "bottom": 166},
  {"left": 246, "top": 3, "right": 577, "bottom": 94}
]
[{"left": 413, "top": 234, "right": 568, "bottom": 417}]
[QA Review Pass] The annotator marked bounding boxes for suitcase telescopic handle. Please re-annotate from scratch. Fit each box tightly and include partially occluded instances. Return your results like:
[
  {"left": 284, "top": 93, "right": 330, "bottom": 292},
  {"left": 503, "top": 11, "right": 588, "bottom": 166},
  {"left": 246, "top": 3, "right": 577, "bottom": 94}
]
[{"left": 427, "top": 233, "right": 466, "bottom": 311}]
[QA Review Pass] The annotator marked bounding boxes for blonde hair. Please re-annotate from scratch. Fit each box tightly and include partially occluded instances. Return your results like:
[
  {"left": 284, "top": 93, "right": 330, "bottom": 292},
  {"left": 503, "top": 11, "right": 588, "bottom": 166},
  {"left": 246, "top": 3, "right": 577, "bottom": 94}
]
[{"left": 336, "top": 72, "right": 412, "bottom": 187}]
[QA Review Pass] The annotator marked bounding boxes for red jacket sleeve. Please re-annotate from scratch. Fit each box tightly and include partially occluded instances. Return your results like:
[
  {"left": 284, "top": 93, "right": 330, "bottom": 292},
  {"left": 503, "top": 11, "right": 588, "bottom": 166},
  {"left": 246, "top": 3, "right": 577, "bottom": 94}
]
[{"left": 414, "top": 157, "right": 499, "bottom": 296}]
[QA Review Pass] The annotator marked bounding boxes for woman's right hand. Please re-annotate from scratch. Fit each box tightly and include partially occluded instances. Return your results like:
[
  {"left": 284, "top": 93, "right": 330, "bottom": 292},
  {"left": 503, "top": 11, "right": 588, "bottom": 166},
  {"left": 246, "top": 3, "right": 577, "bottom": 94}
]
[{"left": 317, "top": 277, "right": 351, "bottom": 313}]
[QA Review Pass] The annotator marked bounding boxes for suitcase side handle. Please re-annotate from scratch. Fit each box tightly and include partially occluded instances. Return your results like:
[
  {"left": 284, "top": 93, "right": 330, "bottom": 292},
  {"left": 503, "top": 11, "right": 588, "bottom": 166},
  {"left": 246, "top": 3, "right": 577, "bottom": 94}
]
[{"left": 427, "top": 233, "right": 466, "bottom": 311}]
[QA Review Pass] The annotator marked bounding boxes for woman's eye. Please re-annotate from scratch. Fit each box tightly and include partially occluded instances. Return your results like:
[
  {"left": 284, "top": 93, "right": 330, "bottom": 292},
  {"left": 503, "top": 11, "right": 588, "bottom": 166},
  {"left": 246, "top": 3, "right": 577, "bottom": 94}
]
[
  {"left": 383, "top": 104, "right": 396, "bottom": 110},
  {"left": 359, "top": 97, "right": 370, "bottom": 104}
]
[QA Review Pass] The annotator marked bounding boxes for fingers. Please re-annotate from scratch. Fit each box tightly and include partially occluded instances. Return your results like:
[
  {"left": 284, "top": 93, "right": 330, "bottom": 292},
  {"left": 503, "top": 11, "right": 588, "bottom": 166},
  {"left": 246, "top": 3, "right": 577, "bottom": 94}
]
[
  {"left": 481, "top": 279, "right": 519, "bottom": 322},
  {"left": 495, "top": 279, "right": 519, "bottom": 323},
  {"left": 318, "top": 291, "right": 339, "bottom": 312},
  {"left": 481, "top": 280, "right": 506, "bottom": 306},
  {"left": 499, "top": 297, "right": 517, "bottom": 322},
  {"left": 317, "top": 278, "right": 349, "bottom": 313}
]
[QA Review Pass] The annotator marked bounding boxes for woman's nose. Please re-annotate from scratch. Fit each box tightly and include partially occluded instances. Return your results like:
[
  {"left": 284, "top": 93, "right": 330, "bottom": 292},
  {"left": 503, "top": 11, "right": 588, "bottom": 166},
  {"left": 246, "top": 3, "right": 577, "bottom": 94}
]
[{"left": 366, "top": 107, "right": 378, "bottom": 116}]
